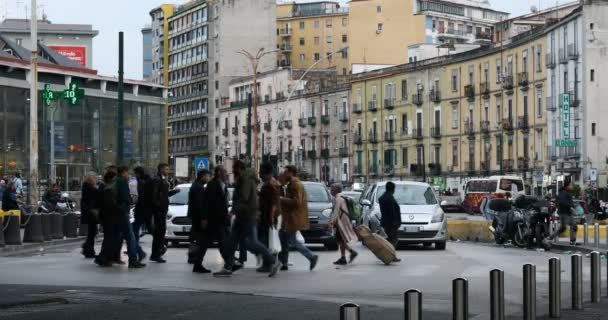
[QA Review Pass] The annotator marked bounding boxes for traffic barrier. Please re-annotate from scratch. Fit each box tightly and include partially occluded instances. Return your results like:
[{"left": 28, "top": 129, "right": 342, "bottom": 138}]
[
  {"left": 42, "top": 213, "right": 52, "bottom": 241},
  {"left": 523, "top": 264, "right": 536, "bottom": 320},
  {"left": 452, "top": 278, "right": 468, "bottom": 320},
  {"left": 23, "top": 214, "right": 44, "bottom": 243},
  {"left": 571, "top": 254, "right": 583, "bottom": 310},
  {"left": 549, "top": 258, "right": 561, "bottom": 318},
  {"left": 339, "top": 303, "right": 360, "bottom": 320},
  {"left": 590, "top": 251, "right": 601, "bottom": 303},
  {"left": 78, "top": 223, "right": 88, "bottom": 237},
  {"left": 62, "top": 213, "right": 78, "bottom": 238},
  {"left": 404, "top": 289, "right": 422, "bottom": 320},
  {"left": 583, "top": 223, "right": 589, "bottom": 246},
  {"left": 594, "top": 223, "right": 600, "bottom": 248},
  {"left": 50, "top": 213, "right": 64, "bottom": 240},
  {"left": 0, "top": 209, "right": 21, "bottom": 224},
  {"left": 489, "top": 269, "right": 504, "bottom": 320},
  {"left": 0, "top": 216, "right": 4, "bottom": 247},
  {"left": 3, "top": 214, "right": 21, "bottom": 245}
]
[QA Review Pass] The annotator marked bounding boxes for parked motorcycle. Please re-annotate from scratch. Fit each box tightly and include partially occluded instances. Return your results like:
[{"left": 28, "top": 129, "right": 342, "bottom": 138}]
[
  {"left": 488, "top": 196, "right": 551, "bottom": 249},
  {"left": 488, "top": 198, "right": 522, "bottom": 245}
]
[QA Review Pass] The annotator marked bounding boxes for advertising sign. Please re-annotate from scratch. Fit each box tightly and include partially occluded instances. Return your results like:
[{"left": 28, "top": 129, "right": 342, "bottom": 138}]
[
  {"left": 48, "top": 45, "right": 87, "bottom": 66},
  {"left": 124, "top": 128, "right": 133, "bottom": 159},
  {"left": 53, "top": 122, "right": 67, "bottom": 160},
  {"left": 175, "top": 157, "right": 189, "bottom": 178}
]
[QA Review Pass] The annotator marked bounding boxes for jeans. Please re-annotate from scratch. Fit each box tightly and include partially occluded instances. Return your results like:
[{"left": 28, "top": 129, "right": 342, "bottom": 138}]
[
  {"left": 82, "top": 223, "right": 98, "bottom": 255},
  {"left": 151, "top": 211, "right": 167, "bottom": 258},
  {"left": 224, "top": 217, "right": 275, "bottom": 269},
  {"left": 278, "top": 230, "right": 315, "bottom": 265},
  {"left": 119, "top": 214, "right": 144, "bottom": 263}
]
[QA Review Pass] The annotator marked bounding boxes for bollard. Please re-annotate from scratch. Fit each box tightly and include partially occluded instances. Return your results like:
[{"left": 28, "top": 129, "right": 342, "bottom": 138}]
[
  {"left": 571, "top": 254, "right": 583, "bottom": 310},
  {"left": 591, "top": 251, "right": 601, "bottom": 303},
  {"left": 584, "top": 223, "right": 589, "bottom": 246},
  {"left": 339, "top": 303, "right": 360, "bottom": 320},
  {"left": 489, "top": 269, "right": 504, "bottom": 320},
  {"left": 50, "top": 213, "right": 64, "bottom": 240},
  {"left": 549, "top": 258, "right": 561, "bottom": 318},
  {"left": 42, "top": 213, "right": 52, "bottom": 241},
  {"left": 452, "top": 278, "right": 468, "bottom": 320},
  {"left": 0, "top": 216, "right": 4, "bottom": 247},
  {"left": 62, "top": 213, "right": 78, "bottom": 238},
  {"left": 79, "top": 223, "right": 88, "bottom": 237},
  {"left": 23, "top": 214, "right": 44, "bottom": 243},
  {"left": 3, "top": 214, "right": 22, "bottom": 245},
  {"left": 404, "top": 290, "right": 422, "bottom": 320},
  {"left": 594, "top": 223, "right": 600, "bottom": 248},
  {"left": 523, "top": 264, "right": 536, "bottom": 320}
]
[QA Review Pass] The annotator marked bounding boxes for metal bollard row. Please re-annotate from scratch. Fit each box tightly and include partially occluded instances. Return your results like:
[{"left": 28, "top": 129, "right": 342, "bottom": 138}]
[
  {"left": 523, "top": 264, "right": 536, "bottom": 320},
  {"left": 452, "top": 278, "right": 468, "bottom": 320},
  {"left": 404, "top": 290, "right": 422, "bottom": 320},
  {"left": 490, "top": 269, "right": 504, "bottom": 320},
  {"left": 339, "top": 303, "right": 360, "bottom": 320},
  {"left": 549, "top": 258, "right": 561, "bottom": 318},
  {"left": 571, "top": 254, "right": 583, "bottom": 310}
]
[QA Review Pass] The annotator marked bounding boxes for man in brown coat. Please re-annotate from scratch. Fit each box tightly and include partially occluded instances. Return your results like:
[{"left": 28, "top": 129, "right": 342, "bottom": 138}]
[{"left": 278, "top": 166, "right": 319, "bottom": 271}]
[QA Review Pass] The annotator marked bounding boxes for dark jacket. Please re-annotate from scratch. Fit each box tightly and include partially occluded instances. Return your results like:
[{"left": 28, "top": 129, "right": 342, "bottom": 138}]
[
  {"left": 259, "top": 178, "right": 281, "bottom": 228},
  {"left": 378, "top": 192, "right": 402, "bottom": 229},
  {"left": 115, "top": 176, "right": 132, "bottom": 215},
  {"left": 99, "top": 180, "right": 120, "bottom": 225},
  {"left": 204, "top": 178, "right": 230, "bottom": 228},
  {"left": 1, "top": 189, "right": 19, "bottom": 211},
  {"left": 188, "top": 180, "right": 207, "bottom": 239},
  {"left": 134, "top": 174, "right": 151, "bottom": 218},
  {"left": 80, "top": 183, "right": 98, "bottom": 224},
  {"left": 43, "top": 190, "right": 61, "bottom": 210},
  {"left": 233, "top": 168, "right": 259, "bottom": 221},
  {"left": 149, "top": 174, "right": 178, "bottom": 214},
  {"left": 558, "top": 188, "right": 574, "bottom": 215}
]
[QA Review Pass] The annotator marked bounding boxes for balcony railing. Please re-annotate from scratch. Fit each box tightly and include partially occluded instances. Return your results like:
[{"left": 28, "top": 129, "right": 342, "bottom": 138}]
[
  {"left": 464, "top": 84, "right": 475, "bottom": 99},
  {"left": 368, "top": 131, "right": 378, "bottom": 143},
  {"left": 476, "top": 31, "right": 493, "bottom": 41},
  {"left": 465, "top": 161, "right": 476, "bottom": 175},
  {"left": 232, "top": 127, "right": 239, "bottom": 135},
  {"left": 307, "top": 150, "right": 317, "bottom": 159},
  {"left": 502, "top": 75, "right": 514, "bottom": 90},
  {"left": 502, "top": 159, "right": 515, "bottom": 171},
  {"left": 321, "top": 114, "right": 330, "bottom": 125},
  {"left": 321, "top": 148, "right": 330, "bottom": 159},
  {"left": 568, "top": 44, "right": 579, "bottom": 60},
  {"left": 430, "top": 127, "right": 441, "bottom": 138},
  {"left": 278, "top": 28, "right": 292, "bottom": 36},
  {"left": 480, "top": 121, "right": 490, "bottom": 134},
  {"left": 384, "top": 131, "right": 395, "bottom": 142},
  {"left": 308, "top": 116, "right": 317, "bottom": 126},
  {"left": 429, "top": 163, "right": 441, "bottom": 176},
  {"left": 369, "top": 164, "right": 378, "bottom": 176},
  {"left": 222, "top": 128, "right": 228, "bottom": 137},
  {"left": 517, "top": 158, "right": 530, "bottom": 170},
  {"left": 339, "top": 111, "right": 348, "bottom": 122},
  {"left": 279, "top": 60, "right": 291, "bottom": 67},
  {"left": 384, "top": 98, "right": 395, "bottom": 110},
  {"left": 464, "top": 122, "right": 475, "bottom": 136},
  {"left": 517, "top": 72, "right": 529, "bottom": 87},
  {"left": 280, "top": 43, "right": 292, "bottom": 52},
  {"left": 354, "top": 133, "right": 363, "bottom": 145},
  {"left": 401, "top": 127, "right": 409, "bottom": 136},
  {"left": 339, "top": 147, "right": 349, "bottom": 158},
  {"left": 429, "top": 89, "right": 441, "bottom": 103},
  {"left": 517, "top": 115, "right": 529, "bottom": 131},
  {"left": 298, "top": 118, "right": 307, "bottom": 128},
  {"left": 353, "top": 103, "right": 362, "bottom": 114},
  {"left": 413, "top": 128, "right": 423, "bottom": 139},
  {"left": 480, "top": 82, "right": 490, "bottom": 97},
  {"left": 283, "top": 120, "right": 293, "bottom": 129},
  {"left": 559, "top": 48, "right": 568, "bottom": 64},
  {"left": 264, "top": 122, "right": 271, "bottom": 132},
  {"left": 546, "top": 53, "right": 556, "bottom": 69},
  {"left": 368, "top": 101, "right": 378, "bottom": 112},
  {"left": 412, "top": 93, "right": 423, "bottom": 106},
  {"left": 502, "top": 118, "right": 514, "bottom": 132},
  {"left": 480, "top": 160, "right": 490, "bottom": 172},
  {"left": 384, "top": 165, "right": 395, "bottom": 176},
  {"left": 353, "top": 165, "right": 363, "bottom": 176}
]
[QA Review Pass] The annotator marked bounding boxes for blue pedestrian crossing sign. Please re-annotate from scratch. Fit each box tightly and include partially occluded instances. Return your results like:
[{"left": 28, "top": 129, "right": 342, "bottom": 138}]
[{"left": 194, "top": 157, "right": 209, "bottom": 172}]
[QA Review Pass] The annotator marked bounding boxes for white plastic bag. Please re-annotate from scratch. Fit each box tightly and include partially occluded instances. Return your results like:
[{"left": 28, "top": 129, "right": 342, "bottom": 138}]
[
  {"left": 296, "top": 230, "right": 305, "bottom": 244},
  {"left": 268, "top": 215, "right": 283, "bottom": 254}
]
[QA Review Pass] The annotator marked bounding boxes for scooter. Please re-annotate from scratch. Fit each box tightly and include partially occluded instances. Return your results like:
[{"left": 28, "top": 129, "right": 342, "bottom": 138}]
[{"left": 488, "top": 198, "right": 523, "bottom": 245}]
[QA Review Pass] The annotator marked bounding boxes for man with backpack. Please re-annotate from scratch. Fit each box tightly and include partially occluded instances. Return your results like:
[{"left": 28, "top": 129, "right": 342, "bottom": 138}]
[{"left": 329, "top": 184, "right": 358, "bottom": 265}]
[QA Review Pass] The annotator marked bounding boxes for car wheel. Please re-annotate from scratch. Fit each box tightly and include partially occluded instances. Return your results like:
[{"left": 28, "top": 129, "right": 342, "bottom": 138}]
[
  {"left": 324, "top": 241, "right": 338, "bottom": 251},
  {"left": 435, "top": 241, "right": 446, "bottom": 250}
]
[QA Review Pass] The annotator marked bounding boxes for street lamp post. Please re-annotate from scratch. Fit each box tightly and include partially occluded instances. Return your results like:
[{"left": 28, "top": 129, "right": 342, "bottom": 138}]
[{"left": 29, "top": 0, "right": 39, "bottom": 207}]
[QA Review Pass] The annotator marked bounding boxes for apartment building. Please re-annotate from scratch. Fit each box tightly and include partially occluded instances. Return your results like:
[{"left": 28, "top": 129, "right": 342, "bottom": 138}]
[
  {"left": 142, "top": 26, "right": 153, "bottom": 81},
  {"left": 351, "top": 28, "right": 548, "bottom": 193},
  {"left": 166, "top": 0, "right": 276, "bottom": 175},
  {"left": 148, "top": 4, "right": 176, "bottom": 86},
  {"left": 276, "top": 1, "right": 349, "bottom": 76},
  {"left": 348, "top": 0, "right": 508, "bottom": 72}
]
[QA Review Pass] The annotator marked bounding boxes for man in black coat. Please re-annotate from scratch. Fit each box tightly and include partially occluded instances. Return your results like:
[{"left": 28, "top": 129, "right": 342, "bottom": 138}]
[
  {"left": 81, "top": 175, "right": 99, "bottom": 258},
  {"left": 188, "top": 169, "right": 210, "bottom": 273},
  {"left": 192, "top": 166, "right": 231, "bottom": 273},
  {"left": 149, "top": 163, "right": 180, "bottom": 263},
  {"left": 132, "top": 167, "right": 152, "bottom": 256},
  {"left": 378, "top": 181, "right": 402, "bottom": 262},
  {"left": 555, "top": 181, "right": 578, "bottom": 245}
]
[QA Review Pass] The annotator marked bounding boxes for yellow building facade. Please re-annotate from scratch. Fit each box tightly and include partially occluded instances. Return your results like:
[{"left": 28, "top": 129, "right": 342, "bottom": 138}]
[
  {"left": 276, "top": 2, "right": 350, "bottom": 75},
  {"left": 351, "top": 29, "right": 548, "bottom": 190}
]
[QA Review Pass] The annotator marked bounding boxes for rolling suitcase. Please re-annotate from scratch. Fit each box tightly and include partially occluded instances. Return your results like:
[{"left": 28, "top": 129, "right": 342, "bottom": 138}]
[{"left": 355, "top": 225, "right": 396, "bottom": 265}]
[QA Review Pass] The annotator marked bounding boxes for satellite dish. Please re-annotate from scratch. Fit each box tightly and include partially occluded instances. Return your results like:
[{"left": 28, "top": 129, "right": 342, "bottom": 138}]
[{"left": 530, "top": 5, "right": 538, "bottom": 13}]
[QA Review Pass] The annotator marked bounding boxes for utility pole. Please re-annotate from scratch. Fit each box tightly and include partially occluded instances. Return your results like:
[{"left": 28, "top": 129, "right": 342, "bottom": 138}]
[
  {"left": 246, "top": 93, "right": 252, "bottom": 159},
  {"left": 117, "top": 32, "right": 124, "bottom": 164},
  {"left": 28, "top": 0, "right": 39, "bottom": 207}
]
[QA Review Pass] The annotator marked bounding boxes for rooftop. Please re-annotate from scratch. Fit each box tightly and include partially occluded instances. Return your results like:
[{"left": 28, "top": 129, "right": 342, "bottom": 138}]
[{"left": 0, "top": 19, "right": 99, "bottom": 36}]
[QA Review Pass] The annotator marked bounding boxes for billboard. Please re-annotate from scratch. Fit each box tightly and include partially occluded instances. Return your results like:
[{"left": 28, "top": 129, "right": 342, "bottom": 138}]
[{"left": 48, "top": 45, "right": 87, "bottom": 66}]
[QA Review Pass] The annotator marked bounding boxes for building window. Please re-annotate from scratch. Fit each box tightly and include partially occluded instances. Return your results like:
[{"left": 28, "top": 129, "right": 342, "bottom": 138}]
[
  {"left": 537, "top": 91, "right": 543, "bottom": 118},
  {"left": 342, "top": 34, "right": 348, "bottom": 43},
  {"left": 215, "top": 62, "right": 219, "bottom": 73},
  {"left": 314, "top": 20, "right": 320, "bottom": 28},
  {"left": 401, "top": 80, "right": 408, "bottom": 99},
  {"left": 592, "top": 123, "right": 596, "bottom": 136},
  {"left": 326, "top": 19, "right": 332, "bottom": 28},
  {"left": 452, "top": 142, "right": 458, "bottom": 167},
  {"left": 341, "top": 50, "right": 348, "bottom": 59},
  {"left": 299, "top": 54, "right": 305, "bottom": 62},
  {"left": 496, "top": 59, "right": 502, "bottom": 83},
  {"left": 402, "top": 147, "right": 408, "bottom": 167},
  {"left": 215, "top": 80, "right": 219, "bottom": 90},
  {"left": 326, "top": 36, "right": 332, "bottom": 44},
  {"left": 314, "top": 37, "right": 320, "bottom": 45},
  {"left": 299, "top": 21, "right": 305, "bottom": 29},
  {"left": 314, "top": 53, "right": 320, "bottom": 61},
  {"left": 326, "top": 52, "right": 332, "bottom": 60},
  {"left": 590, "top": 23, "right": 594, "bottom": 30},
  {"left": 342, "top": 17, "right": 348, "bottom": 27},
  {"left": 343, "top": 68, "right": 347, "bottom": 75},
  {"left": 536, "top": 45, "right": 542, "bottom": 73},
  {"left": 401, "top": 113, "right": 408, "bottom": 133},
  {"left": 451, "top": 105, "right": 458, "bottom": 129},
  {"left": 377, "top": 5, "right": 382, "bottom": 13},
  {"left": 377, "top": 23, "right": 383, "bottom": 32},
  {"left": 591, "top": 69, "right": 595, "bottom": 82},
  {"left": 451, "top": 70, "right": 458, "bottom": 92},
  {"left": 299, "top": 38, "right": 305, "bottom": 45}
]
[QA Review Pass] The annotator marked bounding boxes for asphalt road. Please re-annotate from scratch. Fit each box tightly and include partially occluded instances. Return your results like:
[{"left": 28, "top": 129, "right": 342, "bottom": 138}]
[{"left": 0, "top": 237, "right": 607, "bottom": 319}]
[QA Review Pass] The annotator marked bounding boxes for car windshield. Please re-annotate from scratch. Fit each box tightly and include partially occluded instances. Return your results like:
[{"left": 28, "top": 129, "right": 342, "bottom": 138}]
[
  {"left": 304, "top": 184, "right": 330, "bottom": 203},
  {"left": 376, "top": 184, "right": 437, "bottom": 205},
  {"left": 169, "top": 187, "right": 190, "bottom": 205},
  {"left": 466, "top": 180, "right": 497, "bottom": 193}
]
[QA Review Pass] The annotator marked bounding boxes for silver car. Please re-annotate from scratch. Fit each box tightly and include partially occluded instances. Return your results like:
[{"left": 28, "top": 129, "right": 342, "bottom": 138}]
[{"left": 360, "top": 181, "right": 448, "bottom": 250}]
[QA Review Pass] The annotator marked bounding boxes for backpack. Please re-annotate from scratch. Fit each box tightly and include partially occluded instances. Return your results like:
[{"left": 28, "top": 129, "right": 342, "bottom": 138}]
[{"left": 340, "top": 195, "right": 356, "bottom": 221}]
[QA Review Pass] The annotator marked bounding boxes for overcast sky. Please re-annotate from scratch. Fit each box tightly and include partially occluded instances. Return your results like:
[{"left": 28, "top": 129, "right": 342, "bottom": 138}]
[{"left": 0, "top": 0, "right": 574, "bottom": 80}]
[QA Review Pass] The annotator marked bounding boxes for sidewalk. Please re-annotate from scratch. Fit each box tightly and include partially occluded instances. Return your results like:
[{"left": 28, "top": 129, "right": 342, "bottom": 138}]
[
  {"left": 0, "top": 231, "right": 85, "bottom": 257},
  {"left": 553, "top": 237, "right": 608, "bottom": 255}
]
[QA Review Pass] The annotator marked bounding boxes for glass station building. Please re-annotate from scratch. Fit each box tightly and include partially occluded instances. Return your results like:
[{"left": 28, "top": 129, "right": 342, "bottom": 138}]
[{"left": 0, "top": 36, "right": 167, "bottom": 190}]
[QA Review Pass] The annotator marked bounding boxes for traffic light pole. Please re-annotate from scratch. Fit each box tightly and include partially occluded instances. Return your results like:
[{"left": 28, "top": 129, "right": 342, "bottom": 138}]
[
  {"left": 117, "top": 32, "right": 125, "bottom": 164},
  {"left": 49, "top": 105, "right": 56, "bottom": 183}
]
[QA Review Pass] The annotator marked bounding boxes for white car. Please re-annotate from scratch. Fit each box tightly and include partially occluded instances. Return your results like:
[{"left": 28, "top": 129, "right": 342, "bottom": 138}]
[
  {"left": 165, "top": 183, "right": 192, "bottom": 246},
  {"left": 360, "top": 181, "right": 448, "bottom": 250}
]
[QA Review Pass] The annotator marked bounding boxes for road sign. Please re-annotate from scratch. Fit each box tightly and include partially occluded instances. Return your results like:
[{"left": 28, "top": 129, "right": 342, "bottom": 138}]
[
  {"left": 42, "top": 82, "right": 85, "bottom": 106},
  {"left": 590, "top": 168, "right": 598, "bottom": 182},
  {"left": 194, "top": 157, "right": 209, "bottom": 172},
  {"left": 562, "top": 94, "right": 570, "bottom": 139}
]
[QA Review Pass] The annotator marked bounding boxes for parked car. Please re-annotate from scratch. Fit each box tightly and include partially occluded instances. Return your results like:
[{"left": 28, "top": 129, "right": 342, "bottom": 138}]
[
  {"left": 299, "top": 181, "right": 337, "bottom": 250},
  {"left": 164, "top": 183, "right": 191, "bottom": 246},
  {"left": 359, "top": 181, "right": 448, "bottom": 250}
]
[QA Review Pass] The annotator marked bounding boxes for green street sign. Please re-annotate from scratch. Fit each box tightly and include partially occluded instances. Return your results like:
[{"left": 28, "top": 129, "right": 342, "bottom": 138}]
[
  {"left": 42, "top": 82, "right": 85, "bottom": 106},
  {"left": 555, "top": 139, "right": 577, "bottom": 147}
]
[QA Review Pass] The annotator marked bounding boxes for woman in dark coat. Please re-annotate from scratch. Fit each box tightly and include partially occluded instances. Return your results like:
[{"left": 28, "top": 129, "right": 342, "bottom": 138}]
[{"left": 81, "top": 174, "right": 99, "bottom": 258}]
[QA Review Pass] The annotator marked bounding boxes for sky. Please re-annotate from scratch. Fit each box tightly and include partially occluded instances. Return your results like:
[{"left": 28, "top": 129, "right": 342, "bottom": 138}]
[{"left": 0, "top": 0, "right": 574, "bottom": 80}]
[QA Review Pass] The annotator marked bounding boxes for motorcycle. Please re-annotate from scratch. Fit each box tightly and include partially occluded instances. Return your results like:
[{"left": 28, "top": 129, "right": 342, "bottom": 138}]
[
  {"left": 489, "top": 196, "right": 551, "bottom": 249},
  {"left": 488, "top": 198, "right": 522, "bottom": 245}
]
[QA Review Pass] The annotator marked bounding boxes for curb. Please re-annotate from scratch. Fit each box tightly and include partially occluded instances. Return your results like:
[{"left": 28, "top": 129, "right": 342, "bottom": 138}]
[
  {"left": 551, "top": 242, "right": 608, "bottom": 255},
  {"left": 0, "top": 237, "right": 85, "bottom": 257}
]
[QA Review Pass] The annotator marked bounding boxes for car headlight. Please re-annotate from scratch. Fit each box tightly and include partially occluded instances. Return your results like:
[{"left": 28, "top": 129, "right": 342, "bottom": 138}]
[
  {"left": 321, "top": 208, "right": 332, "bottom": 218},
  {"left": 431, "top": 208, "right": 445, "bottom": 223},
  {"left": 166, "top": 214, "right": 173, "bottom": 220}
]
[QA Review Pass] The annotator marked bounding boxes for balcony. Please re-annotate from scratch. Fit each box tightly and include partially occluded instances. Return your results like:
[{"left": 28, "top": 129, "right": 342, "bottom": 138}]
[
  {"left": 480, "top": 121, "right": 490, "bottom": 134},
  {"left": 232, "top": 126, "right": 239, "bottom": 135},
  {"left": 438, "top": 28, "right": 468, "bottom": 40},
  {"left": 413, "top": 128, "right": 423, "bottom": 139},
  {"left": 353, "top": 103, "right": 362, "bottom": 114},
  {"left": 384, "top": 131, "right": 395, "bottom": 142},
  {"left": 308, "top": 116, "right": 317, "bottom": 127},
  {"left": 321, "top": 114, "right": 330, "bottom": 125},
  {"left": 429, "top": 163, "right": 441, "bottom": 176},
  {"left": 284, "top": 151, "right": 292, "bottom": 162},
  {"left": 429, "top": 89, "right": 441, "bottom": 103},
  {"left": 464, "top": 122, "right": 475, "bottom": 136},
  {"left": 567, "top": 44, "right": 579, "bottom": 60},
  {"left": 298, "top": 118, "right": 307, "bottom": 128},
  {"left": 412, "top": 93, "right": 423, "bottom": 106},
  {"left": 264, "top": 122, "right": 271, "bottom": 132},
  {"left": 384, "top": 98, "right": 396, "bottom": 110},
  {"left": 368, "top": 101, "right": 378, "bottom": 112},
  {"left": 476, "top": 31, "right": 493, "bottom": 41},
  {"left": 401, "top": 127, "right": 409, "bottom": 136},
  {"left": 430, "top": 127, "right": 441, "bottom": 138},
  {"left": 230, "top": 100, "right": 248, "bottom": 108},
  {"left": 279, "top": 60, "right": 291, "bottom": 67},
  {"left": 384, "top": 165, "right": 395, "bottom": 176},
  {"left": 517, "top": 115, "right": 529, "bottom": 131},
  {"left": 502, "top": 159, "right": 514, "bottom": 172},
  {"left": 465, "top": 161, "right": 476, "bottom": 175},
  {"left": 283, "top": 120, "right": 293, "bottom": 129},
  {"left": 354, "top": 133, "right": 363, "bottom": 145},
  {"left": 321, "top": 148, "right": 330, "bottom": 159},
  {"left": 280, "top": 43, "right": 292, "bottom": 52},
  {"left": 369, "top": 165, "right": 378, "bottom": 176},
  {"left": 559, "top": 48, "right": 568, "bottom": 64},
  {"left": 279, "top": 28, "right": 292, "bottom": 37},
  {"left": 517, "top": 158, "right": 530, "bottom": 170},
  {"left": 480, "top": 82, "right": 490, "bottom": 98},
  {"left": 546, "top": 97, "right": 556, "bottom": 112},
  {"left": 339, "top": 147, "right": 349, "bottom": 158},
  {"left": 339, "top": 111, "right": 348, "bottom": 122},
  {"left": 368, "top": 131, "right": 378, "bottom": 144},
  {"left": 546, "top": 53, "right": 556, "bottom": 69},
  {"left": 307, "top": 150, "right": 317, "bottom": 159},
  {"left": 464, "top": 84, "right": 475, "bottom": 100},
  {"left": 502, "top": 118, "right": 514, "bottom": 132},
  {"left": 502, "top": 75, "right": 514, "bottom": 90},
  {"left": 242, "top": 125, "right": 248, "bottom": 134},
  {"left": 410, "top": 164, "right": 424, "bottom": 176},
  {"left": 517, "top": 72, "right": 529, "bottom": 87}
]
